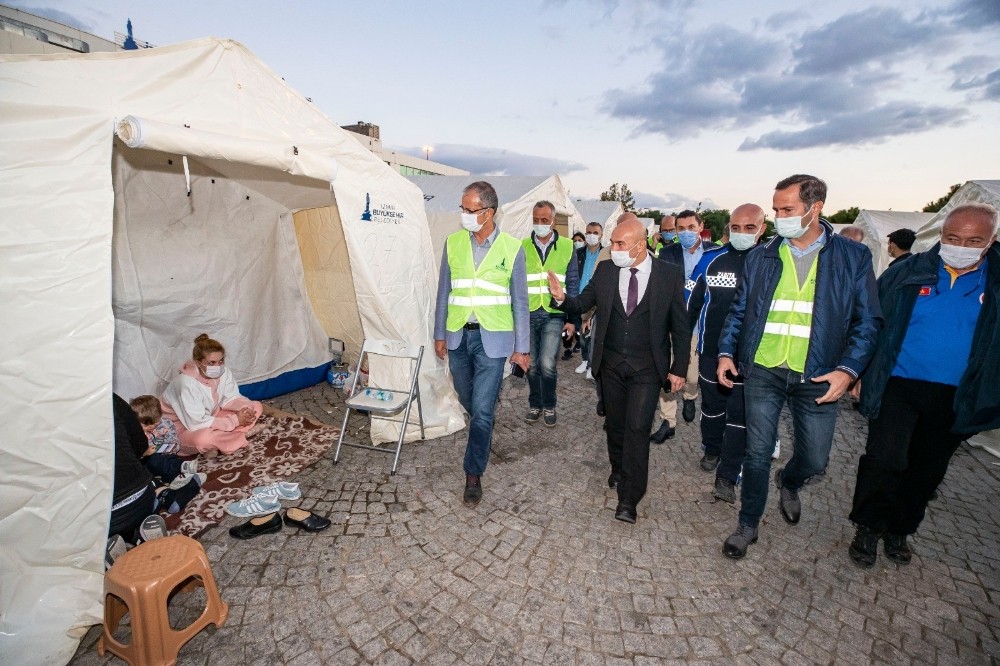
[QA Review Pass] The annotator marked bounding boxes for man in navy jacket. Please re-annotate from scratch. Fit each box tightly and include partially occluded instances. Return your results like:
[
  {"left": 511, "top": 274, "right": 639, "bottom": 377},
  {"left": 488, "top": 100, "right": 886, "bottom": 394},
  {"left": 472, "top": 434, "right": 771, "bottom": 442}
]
[
  {"left": 848, "top": 204, "right": 1000, "bottom": 567},
  {"left": 716, "top": 174, "right": 882, "bottom": 559}
]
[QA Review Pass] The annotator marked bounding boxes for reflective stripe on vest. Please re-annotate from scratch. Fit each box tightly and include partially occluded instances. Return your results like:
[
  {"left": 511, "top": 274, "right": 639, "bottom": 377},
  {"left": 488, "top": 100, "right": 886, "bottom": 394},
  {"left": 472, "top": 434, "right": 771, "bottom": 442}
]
[
  {"left": 753, "top": 243, "right": 818, "bottom": 373},
  {"left": 523, "top": 236, "right": 573, "bottom": 313},
  {"left": 445, "top": 230, "right": 521, "bottom": 332}
]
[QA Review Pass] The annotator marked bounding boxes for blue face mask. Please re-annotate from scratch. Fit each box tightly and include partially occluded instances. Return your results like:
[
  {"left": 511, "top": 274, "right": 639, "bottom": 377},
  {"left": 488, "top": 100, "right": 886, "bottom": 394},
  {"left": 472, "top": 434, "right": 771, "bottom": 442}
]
[
  {"left": 678, "top": 230, "right": 699, "bottom": 249},
  {"left": 660, "top": 231, "right": 676, "bottom": 243}
]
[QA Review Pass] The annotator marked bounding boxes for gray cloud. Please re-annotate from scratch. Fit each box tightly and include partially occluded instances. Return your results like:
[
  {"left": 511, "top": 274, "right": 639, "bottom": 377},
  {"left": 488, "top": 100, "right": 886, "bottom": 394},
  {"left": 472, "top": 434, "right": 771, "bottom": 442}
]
[
  {"left": 604, "top": 4, "right": 982, "bottom": 151},
  {"left": 9, "top": 4, "right": 92, "bottom": 30},
  {"left": 953, "top": 68, "right": 1000, "bottom": 101},
  {"left": 634, "top": 191, "right": 717, "bottom": 211},
  {"left": 394, "top": 144, "right": 587, "bottom": 176},
  {"left": 947, "top": 0, "right": 1000, "bottom": 28},
  {"left": 738, "top": 103, "right": 969, "bottom": 151},
  {"left": 765, "top": 10, "right": 808, "bottom": 30}
]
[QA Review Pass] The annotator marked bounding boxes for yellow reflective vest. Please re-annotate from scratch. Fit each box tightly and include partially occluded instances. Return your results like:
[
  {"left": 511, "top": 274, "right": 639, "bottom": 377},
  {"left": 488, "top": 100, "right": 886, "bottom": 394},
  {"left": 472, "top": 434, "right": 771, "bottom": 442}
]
[
  {"left": 523, "top": 234, "right": 573, "bottom": 313},
  {"left": 445, "top": 230, "right": 522, "bottom": 332},
  {"left": 754, "top": 243, "right": 818, "bottom": 373}
]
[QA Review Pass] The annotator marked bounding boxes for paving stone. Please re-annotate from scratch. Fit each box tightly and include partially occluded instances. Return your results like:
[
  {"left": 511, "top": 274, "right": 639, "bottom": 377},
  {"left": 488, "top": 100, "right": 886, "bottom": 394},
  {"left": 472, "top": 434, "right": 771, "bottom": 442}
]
[{"left": 71, "top": 371, "right": 1000, "bottom": 664}]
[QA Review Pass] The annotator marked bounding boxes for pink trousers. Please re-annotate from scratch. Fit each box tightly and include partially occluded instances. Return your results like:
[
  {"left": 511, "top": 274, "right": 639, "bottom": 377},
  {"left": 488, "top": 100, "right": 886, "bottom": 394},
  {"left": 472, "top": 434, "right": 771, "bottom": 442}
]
[{"left": 175, "top": 400, "right": 263, "bottom": 456}]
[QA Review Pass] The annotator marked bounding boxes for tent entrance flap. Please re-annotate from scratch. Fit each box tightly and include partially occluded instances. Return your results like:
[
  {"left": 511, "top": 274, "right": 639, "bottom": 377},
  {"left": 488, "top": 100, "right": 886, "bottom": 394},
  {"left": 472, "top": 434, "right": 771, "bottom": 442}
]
[{"left": 116, "top": 115, "right": 339, "bottom": 185}]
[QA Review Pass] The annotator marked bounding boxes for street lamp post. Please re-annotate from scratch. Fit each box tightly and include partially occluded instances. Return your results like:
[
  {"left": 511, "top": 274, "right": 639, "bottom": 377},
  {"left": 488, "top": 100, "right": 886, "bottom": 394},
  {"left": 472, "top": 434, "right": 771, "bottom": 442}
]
[{"left": 423, "top": 146, "right": 432, "bottom": 161}]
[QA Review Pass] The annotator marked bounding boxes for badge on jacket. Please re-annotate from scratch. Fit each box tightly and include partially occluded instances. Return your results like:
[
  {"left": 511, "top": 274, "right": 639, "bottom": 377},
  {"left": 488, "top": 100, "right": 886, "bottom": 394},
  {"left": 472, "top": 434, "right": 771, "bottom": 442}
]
[{"left": 918, "top": 286, "right": 932, "bottom": 296}]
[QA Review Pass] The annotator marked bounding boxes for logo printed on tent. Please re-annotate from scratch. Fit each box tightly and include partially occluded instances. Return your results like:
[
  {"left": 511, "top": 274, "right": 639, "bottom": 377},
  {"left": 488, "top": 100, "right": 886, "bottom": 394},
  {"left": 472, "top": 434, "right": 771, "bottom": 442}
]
[{"left": 361, "top": 193, "right": 405, "bottom": 225}]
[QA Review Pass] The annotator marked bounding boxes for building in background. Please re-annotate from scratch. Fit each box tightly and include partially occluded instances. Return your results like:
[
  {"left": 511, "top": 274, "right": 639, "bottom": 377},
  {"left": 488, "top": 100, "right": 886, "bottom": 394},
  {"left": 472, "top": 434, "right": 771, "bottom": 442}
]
[
  {"left": 0, "top": 4, "right": 150, "bottom": 54},
  {"left": 342, "top": 121, "right": 468, "bottom": 177}
]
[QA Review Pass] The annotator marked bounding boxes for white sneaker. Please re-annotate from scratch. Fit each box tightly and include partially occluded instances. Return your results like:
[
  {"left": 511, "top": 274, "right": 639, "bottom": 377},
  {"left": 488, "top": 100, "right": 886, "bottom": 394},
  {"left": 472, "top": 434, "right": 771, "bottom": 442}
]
[
  {"left": 226, "top": 494, "right": 282, "bottom": 518},
  {"left": 181, "top": 460, "right": 199, "bottom": 475},
  {"left": 586, "top": 369, "right": 594, "bottom": 381},
  {"left": 251, "top": 481, "right": 302, "bottom": 500},
  {"left": 169, "top": 472, "right": 207, "bottom": 490},
  {"left": 574, "top": 361, "right": 588, "bottom": 374},
  {"left": 772, "top": 439, "right": 781, "bottom": 459}
]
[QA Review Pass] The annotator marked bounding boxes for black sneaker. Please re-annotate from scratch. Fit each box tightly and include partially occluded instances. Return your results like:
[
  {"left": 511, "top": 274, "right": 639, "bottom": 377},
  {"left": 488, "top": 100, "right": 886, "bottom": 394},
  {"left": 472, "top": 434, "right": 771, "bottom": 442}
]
[
  {"left": 699, "top": 453, "right": 720, "bottom": 471},
  {"left": 525, "top": 408, "right": 542, "bottom": 423},
  {"left": 543, "top": 409, "right": 557, "bottom": 427},
  {"left": 713, "top": 477, "right": 736, "bottom": 504},
  {"left": 883, "top": 533, "right": 912, "bottom": 565},
  {"left": 848, "top": 525, "right": 882, "bottom": 568},
  {"left": 463, "top": 475, "right": 482, "bottom": 506},
  {"left": 723, "top": 523, "right": 758, "bottom": 559},
  {"left": 682, "top": 399, "right": 697, "bottom": 422}
]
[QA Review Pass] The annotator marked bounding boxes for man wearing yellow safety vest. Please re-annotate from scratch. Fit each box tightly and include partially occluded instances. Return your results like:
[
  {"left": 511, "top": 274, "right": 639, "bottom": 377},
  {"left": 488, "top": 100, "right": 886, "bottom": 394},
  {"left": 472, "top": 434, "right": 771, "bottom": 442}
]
[
  {"left": 434, "top": 181, "right": 531, "bottom": 507},
  {"left": 523, "top": 201, "right": 581, "bottom": 427},
  {"left": 716, "top": 174, "right": 882, "bottom": 559}
]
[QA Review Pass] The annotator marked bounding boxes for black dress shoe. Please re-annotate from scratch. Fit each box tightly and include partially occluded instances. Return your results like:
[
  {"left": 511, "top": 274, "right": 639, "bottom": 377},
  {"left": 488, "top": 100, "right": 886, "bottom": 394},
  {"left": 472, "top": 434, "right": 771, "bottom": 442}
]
[
  {"left": 682, "top": 399, "right": 697, "bottom": 423},
  {"left": 883, "top": 533, "right": 912, "bottom": 564},
  {"left": 463, "top": 474, "right": 482, "bottom": 506},
  {"left": 596, "top": 401, "right": 605, "bottom": 417},
  {"left": 614, "top": 503, "right": 637, "bottom": 524},
  {"left": 229, "top": 512, "right": 282, "bottom": 539},
  {"left": 607, "top": 471, "right": 620, "bottom": 489},
  {"left": 849, "top": 525, "right": 882, "bottom": 568},
  {"left": 649, "top": 422, "right": 675, "bottom": 444},
  {"left": 775, "top": 467, "right": 800, "bottom": 525},
  {"left": 283, "top": 508, "right": 332, "bottom": 532}
]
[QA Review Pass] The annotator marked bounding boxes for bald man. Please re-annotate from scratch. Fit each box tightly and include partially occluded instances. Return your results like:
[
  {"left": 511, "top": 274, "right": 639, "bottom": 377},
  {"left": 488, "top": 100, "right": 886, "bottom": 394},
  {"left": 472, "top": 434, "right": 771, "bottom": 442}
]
[
  {"left": 848, "top": 203, "right": 1000, "bottom": 568},
  {"left": 686, "top": 204, "right": 768, "bottom": 500},
  {"left": 548, "top": 214, "right": 689, "bottom": 523},
  {"left": 839, "top": 226, "right": 865, "bottom": 243}
]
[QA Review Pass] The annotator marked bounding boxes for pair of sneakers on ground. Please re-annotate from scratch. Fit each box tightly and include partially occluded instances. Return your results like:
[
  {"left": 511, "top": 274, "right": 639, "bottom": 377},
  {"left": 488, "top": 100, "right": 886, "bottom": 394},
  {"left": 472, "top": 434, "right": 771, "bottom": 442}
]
[
  {"left": 225, "top": 481, "right": 302, "bottom": 518},
  {"left": 525, "top": 407, "right": 557, "bottom": 427},
  {"left": 104, "top": 514, "right": 169, "bottom": 570}
]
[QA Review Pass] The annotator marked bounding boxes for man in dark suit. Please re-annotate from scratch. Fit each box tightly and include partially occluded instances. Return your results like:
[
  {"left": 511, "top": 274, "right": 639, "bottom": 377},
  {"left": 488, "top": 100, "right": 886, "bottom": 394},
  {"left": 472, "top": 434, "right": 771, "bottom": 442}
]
[{"left": 548, "top": 214, "right": 689, "bottom": 523}]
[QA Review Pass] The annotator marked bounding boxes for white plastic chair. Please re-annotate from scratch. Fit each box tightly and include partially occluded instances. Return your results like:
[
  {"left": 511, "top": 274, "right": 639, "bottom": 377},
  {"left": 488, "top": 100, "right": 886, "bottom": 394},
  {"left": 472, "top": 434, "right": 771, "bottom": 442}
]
[{"left": 333, "top": 339, "right": 425, "bottom": 475}]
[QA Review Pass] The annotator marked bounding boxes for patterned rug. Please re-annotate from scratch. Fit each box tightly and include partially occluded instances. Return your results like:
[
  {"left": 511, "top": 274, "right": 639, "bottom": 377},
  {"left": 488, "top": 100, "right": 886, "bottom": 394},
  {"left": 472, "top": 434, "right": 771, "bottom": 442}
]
[{"left": 164, "top": 415, "right": 339, "bottom": 537}]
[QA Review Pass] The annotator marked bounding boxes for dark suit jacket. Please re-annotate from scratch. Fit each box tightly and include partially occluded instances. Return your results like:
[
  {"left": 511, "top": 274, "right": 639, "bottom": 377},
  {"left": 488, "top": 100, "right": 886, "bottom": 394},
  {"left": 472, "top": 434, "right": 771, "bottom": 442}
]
[
  {"left": 554, "top": 258, "right": 690, "bottom": 386},
  {"left": 658, "top": 240, "right": 717, "bottom": 266}
]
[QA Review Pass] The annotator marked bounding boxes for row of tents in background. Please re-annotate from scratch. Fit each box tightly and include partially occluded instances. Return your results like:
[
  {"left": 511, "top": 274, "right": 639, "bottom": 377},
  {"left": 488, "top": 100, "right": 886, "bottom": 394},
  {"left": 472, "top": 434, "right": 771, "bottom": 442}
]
[{"left": 1, "top": 38, "right": 997, "bottom": 666}]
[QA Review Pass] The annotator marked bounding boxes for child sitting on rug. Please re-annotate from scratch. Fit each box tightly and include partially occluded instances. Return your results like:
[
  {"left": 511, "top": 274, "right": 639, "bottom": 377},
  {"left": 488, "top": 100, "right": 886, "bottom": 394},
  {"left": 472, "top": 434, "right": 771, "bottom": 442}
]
[{"left": 129, "top": 395, "right": 201, "bottom": 487}]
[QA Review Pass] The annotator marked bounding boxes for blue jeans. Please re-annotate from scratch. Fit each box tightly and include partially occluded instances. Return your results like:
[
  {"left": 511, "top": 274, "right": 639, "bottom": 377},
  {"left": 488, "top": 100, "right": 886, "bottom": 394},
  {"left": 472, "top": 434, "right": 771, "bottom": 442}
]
[
  {"left": 448, "top": 328, "right": 507, "bottom": 476},
  {"left": 738, "top": 364, "right": 840, "bottom": 528},
  {"left": 528, "top": 311, "right": 563, "bottom": 410}
]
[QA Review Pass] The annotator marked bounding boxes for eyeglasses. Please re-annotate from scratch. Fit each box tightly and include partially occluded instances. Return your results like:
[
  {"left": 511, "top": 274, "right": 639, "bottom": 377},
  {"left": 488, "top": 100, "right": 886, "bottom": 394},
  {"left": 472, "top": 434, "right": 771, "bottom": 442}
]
[{"left": 459, "top": 206, "right": 489, "bottom": 215}]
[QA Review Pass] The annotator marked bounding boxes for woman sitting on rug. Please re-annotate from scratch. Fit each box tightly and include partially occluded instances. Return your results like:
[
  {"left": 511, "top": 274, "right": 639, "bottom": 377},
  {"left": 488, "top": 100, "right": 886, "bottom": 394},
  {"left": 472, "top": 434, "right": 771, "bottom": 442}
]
[{"left": 161, "top": 333, "right": 264, "bottom": 458}]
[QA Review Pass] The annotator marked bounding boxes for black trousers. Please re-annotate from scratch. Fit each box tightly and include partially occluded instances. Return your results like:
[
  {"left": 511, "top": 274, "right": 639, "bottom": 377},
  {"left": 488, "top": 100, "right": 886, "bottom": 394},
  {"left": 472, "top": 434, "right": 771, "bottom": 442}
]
[
  {"left": 850, "top": 377, "right": 964, "bottom": 535},
  {"left": 601, "top": 351, "right": 662, "bottom": 507},
  {"left": 698, "top": 355, "right": 746, "bottom": 483}
]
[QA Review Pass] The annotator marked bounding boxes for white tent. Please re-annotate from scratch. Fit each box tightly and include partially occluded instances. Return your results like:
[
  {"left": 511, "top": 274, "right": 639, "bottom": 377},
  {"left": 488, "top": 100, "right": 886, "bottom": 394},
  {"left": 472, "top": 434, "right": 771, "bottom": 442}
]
[
  {"left": 407, "top": 174, "right": 587, "bottom": 255},
  {"left": 0, "top": 38, "right": 462, "bottom": 665},
  {"left": 574, "top": 199, "right": 623, "bottom": 244},
  {"left": 914, "top": 180, "right": 1000, "bottom": 459},
  {"left": 852, "top": 210, "right": 933, "bottom": 276}
]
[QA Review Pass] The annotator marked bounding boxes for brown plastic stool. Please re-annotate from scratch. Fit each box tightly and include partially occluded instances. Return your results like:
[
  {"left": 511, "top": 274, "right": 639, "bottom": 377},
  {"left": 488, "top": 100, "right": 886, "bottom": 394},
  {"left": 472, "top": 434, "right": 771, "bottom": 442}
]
[{"left": 98, "top": 534, "right": 228, "bottom": 665}]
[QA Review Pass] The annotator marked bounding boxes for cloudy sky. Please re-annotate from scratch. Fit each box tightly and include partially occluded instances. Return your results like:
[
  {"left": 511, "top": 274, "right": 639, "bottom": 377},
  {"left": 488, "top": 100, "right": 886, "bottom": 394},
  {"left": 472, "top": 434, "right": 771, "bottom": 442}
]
[{"left": 13, "top": 0, "right": 998, "bottom": 213}]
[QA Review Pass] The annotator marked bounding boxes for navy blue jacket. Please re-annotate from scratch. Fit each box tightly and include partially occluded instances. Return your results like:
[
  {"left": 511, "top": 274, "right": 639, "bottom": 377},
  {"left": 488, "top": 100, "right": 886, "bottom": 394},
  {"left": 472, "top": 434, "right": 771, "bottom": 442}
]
[
  {"left": 860, "top": 242, "right": 1000, "bottom": 435},
  {"left": 718, "top": 219, "right": 882, "bottom": 381}
]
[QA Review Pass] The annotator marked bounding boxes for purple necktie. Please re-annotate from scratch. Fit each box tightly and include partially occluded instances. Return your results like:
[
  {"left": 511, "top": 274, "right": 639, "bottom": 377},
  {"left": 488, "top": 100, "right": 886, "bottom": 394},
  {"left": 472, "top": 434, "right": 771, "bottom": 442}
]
[{"left": 626, "top": 267, "right": 638, "bottom": 316}]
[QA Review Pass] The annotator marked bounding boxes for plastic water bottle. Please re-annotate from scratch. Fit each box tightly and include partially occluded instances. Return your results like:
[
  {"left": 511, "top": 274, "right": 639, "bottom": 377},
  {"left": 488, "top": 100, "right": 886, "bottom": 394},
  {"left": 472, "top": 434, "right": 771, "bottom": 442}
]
[{"left": 363, "top": 388, "right": 393, "bottom": 401}]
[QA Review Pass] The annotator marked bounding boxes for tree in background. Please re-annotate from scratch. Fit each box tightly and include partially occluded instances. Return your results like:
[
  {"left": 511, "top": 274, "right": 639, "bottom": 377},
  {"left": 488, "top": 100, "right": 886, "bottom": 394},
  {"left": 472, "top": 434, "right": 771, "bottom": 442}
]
[
  {"left": 827, "top": 206, "right": 860, "bottom": 226},
  {"left": 922, "top": 184, "right": 962, "bottom": 213},
  {"left": 638, "top": 209, "right": 666, "bottom": 224},
  {"left": 600, "top": 183, "right": 635, "bottom": 211},
  {"left": 699, "top": 209, "right": 730, "bottom": 241}
]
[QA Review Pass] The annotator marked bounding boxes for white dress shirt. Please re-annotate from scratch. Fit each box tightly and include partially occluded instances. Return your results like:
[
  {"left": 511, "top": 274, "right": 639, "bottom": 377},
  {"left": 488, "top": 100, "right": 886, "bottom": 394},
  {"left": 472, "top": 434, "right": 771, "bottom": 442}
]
[{"left": 618, "top": 254, "right": 652, "bottom": 308}]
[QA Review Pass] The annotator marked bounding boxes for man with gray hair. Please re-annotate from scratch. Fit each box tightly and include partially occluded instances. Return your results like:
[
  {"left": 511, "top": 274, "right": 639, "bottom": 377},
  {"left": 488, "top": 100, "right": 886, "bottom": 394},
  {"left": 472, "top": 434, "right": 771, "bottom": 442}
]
[{"left": 848, "top": 203, "right": 1000, "bottom": 567}]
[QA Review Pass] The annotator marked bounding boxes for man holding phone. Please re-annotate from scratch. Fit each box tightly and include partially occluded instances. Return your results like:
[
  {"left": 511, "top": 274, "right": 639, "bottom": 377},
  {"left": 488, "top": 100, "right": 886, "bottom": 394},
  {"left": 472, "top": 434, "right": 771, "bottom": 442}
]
[{"left": 434, "top": 181, "right": 531, "bottom": 507}]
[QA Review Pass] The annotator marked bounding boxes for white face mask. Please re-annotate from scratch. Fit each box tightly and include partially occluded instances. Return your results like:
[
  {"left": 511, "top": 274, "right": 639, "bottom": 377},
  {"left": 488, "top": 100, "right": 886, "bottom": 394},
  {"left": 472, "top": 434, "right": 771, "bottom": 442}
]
[
  {"left": 729, "top": 231, "right": 759, "bottom": 251},
  {"left": 939, "top": 243, "right": 986, "bottom": 269},
  {"left": 775, "top": 212, "right": 810, "bottom": 239},
  {"left": 203, "top": 364, "right": 223, "bottom": 379},
  {"left": 533, "top": 224, "right": 553, "bottom": 238},
  {"left": 611, "top": 241, "right": 640, "bottom": 268},
  {"left": 585, "top": 233, "right": 600, "bottom": 247},
  {"left": 573, "top": 240, "right": 585, "bottom": 250},
  {"left": 461, "top": 212, "right": 484, "bottom": 233}
]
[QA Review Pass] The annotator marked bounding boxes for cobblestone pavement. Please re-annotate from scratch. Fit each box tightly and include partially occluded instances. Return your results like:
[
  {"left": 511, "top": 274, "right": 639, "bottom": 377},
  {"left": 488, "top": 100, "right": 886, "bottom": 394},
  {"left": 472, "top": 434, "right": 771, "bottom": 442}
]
[{"left": 75, "top": 355, "right": 1000, "bottom": 664}]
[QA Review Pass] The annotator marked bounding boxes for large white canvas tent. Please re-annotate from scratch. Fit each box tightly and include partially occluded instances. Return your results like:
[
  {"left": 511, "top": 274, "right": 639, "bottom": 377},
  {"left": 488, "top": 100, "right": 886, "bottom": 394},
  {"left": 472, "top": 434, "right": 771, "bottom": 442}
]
[
  {"left": 0, "top": 38, "right": 462, "bottom": 665},
  {"left": 914, "top": 180, "right": 1000, "bottom": 459},
  {"left": 852, "top": 210, "right": 933, "bottom": 276},
  {"left": 407, "top": 174, "right": 587, "bottom": 256},
  {"left": 573, "top": 199, "right": 623, "bottom": 244}
]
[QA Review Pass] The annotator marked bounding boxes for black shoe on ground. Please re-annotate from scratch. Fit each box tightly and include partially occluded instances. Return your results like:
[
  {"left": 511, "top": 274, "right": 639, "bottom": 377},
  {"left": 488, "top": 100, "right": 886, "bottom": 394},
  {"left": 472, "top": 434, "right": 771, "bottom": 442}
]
[
  {"left": 682, "top": 399, "right": 697, "bottom": 422},
  {"left": 713, "top": 477, "right": 736, "bottom": 504},
  {"left": 543, "top": 409, "right": 557, "bottom": 427},
  {"left": 883, "top": 533, "right": 912, "bottom": 564},
  {"left": 607, "top": 471, "right": 620, "bottom": 489},
  {"left": 614, "top": 503, "right": 637, "bottom": 524},
  {"left": 700, "top": 453, "right": 720, "bottom": 471},
  {"left": 774, "top": 467, "right": 800, "bottom": 525},
  {"left": 525, "top": 407, "right": 541, "bottom": 423},
  {"left": 649, "top": 421, "right": 675, "bottom": 444},
  {"left": 562, "top": 349, "right": 573, "bottom": 360},
  {"left": 596, "top": 401, "right": 605, "bottom": 417},
  {"left": 848, "top": 525, "right": 882, "bottom": 568},
  {"left": 229, "top": 512, "right": 282, "bottom": 540},
  {"left": 722, "top": 523, "right": 758, "bottom": 559},
  {"left": 463, "top": 474, "right": 482, "bottom": 506}
]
